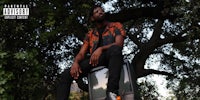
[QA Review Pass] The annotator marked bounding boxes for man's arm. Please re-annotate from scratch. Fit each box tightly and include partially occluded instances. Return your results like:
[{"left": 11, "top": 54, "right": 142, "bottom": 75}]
[
  {"left": 99, "top": 22, "right": 126, "bottom": 50},
  {"left": 90, "top": 35, "right": 125, "bottom": 66},
  {"left": 70, "top": 42, "right": 88, "bottom": 79},
  {"left": 101, "top": 35, "right": 124, "bottom": 50},
  {"left": 90, "top": 22, "right": 126, "bottom": 66},
  {"left": 74, "top": 45, "right": 88, "bottom": 63}
]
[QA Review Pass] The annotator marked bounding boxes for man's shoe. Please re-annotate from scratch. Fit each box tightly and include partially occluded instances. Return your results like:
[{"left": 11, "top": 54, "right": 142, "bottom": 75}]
[{"left": 106, "top": 92, "right": 117, "bottom": 100}]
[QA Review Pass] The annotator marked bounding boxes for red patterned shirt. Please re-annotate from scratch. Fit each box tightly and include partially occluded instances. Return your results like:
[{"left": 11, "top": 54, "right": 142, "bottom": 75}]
[{"left": 82, "top": 22, "right": 126, "bottom": 54}]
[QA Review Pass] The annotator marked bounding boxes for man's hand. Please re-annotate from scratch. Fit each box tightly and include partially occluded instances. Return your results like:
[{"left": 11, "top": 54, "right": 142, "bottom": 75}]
[
  {"left": 70, "top": 62, "right": 82, "bottom": 79},
  {"left": 90, "top": 47, "right": 103, "bottom": 66}
]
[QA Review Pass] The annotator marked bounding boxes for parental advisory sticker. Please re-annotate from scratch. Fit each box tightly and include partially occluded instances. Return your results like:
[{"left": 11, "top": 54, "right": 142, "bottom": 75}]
[{"left": 3, "top": 4, "right": 29, "bottom": 19}]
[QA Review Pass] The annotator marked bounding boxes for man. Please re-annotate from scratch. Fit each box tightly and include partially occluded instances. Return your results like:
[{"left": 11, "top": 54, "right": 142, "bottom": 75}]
[{"left": 56, "top": 5, "right": 126, "bottom": 100}]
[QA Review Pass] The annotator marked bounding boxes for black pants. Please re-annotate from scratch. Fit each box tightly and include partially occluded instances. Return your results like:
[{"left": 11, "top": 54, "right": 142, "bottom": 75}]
[{"left": 56, "top": 45, "right": 123, "bottom": 100}]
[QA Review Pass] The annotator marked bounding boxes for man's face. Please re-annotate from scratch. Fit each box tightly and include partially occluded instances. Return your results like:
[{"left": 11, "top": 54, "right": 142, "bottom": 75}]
[{"left": 91, "top": 7, "right": 105, "bottom": 22}]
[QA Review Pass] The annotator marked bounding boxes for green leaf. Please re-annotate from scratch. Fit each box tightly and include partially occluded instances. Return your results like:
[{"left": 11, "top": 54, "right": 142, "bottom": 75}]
[{"left": 0, "top": 52, "right": 7, "bottom": 58}]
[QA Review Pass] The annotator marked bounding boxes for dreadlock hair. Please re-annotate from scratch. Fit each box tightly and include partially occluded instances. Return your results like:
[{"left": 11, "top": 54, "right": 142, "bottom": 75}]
[
  {"left": 89, "top": 4, "right": 102, "bottom": 17},
  {"left": 87, "top": 4, "right": 108, "bottom": 28},
  {"left": 85, "top": 4, "right": 101, "bottom": 28}
]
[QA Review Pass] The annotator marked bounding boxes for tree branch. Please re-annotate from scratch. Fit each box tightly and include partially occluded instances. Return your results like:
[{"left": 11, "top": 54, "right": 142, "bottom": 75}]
[
  {"left": 127, "top": 32, "right": 142, "bottom": 48},
  {"left": 155, "top": 25, "right": 194, "bottom": 49},
  {"left": 137, "top": 69, "right": 173, "bottom": 78},
  {"left": 106, "top": 7, "right": 177, "bottom": 23},
  {"left": 149, "top": 19, "right": 164, "bottom": 43},
  {"left": 158, "top": 35, "right": 188, "bottom": 47}
]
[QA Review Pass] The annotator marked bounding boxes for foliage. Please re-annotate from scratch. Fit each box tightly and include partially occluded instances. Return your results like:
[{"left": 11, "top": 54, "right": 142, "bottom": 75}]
[
  {"left": 69, "top": 91, "right": 88, "bottom": 100},
  {"left": 0, "top": 0, "right": 199, "bottom": 99},
  {"left": 138, "top": 78, "right": 160, "bottom": 100},
  {"left": 0, "top": 52, "right": 13, "bottom": 99}
]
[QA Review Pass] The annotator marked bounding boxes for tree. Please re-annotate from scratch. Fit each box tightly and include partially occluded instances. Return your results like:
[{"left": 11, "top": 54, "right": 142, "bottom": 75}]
[
  {"left": 0, "top": 0, "right": 199, "bottom": 99},
  {"left": 110, "top": 0, "right": 200, "bottom": 99}
]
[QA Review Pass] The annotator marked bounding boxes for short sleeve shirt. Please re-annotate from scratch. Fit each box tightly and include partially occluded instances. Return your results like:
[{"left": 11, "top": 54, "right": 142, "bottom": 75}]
[{"left": 83, "top": 22, "right": 126, "bottom": 54}]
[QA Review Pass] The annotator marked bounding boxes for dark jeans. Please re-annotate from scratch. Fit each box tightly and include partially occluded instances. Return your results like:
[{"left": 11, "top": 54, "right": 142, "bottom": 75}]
[{"left": 56, "top": 45, "right": 123, "bottom": 100}]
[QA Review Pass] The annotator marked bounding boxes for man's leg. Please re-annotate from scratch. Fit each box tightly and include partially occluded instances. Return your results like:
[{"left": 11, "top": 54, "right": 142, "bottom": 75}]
[
  {"left": 56, "top": 68, "right": 73, "bottom": 100},
  {"left": 56, "top": 54, "right": 108, "bottom": 100},
  {"left": 56, "top": 58, "right": 93, "bottom": 100},
  {"left": 106, "top": 45, "right": 123, "bottom": 98}
]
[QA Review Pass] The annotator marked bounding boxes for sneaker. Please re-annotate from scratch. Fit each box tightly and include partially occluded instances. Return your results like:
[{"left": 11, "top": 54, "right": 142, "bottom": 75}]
[{"left": 106, "top": 92, "right": 117, "bottom": 100}]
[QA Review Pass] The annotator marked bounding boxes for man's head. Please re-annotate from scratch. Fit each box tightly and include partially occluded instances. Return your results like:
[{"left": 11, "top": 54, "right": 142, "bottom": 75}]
[{"left": 89, "top": 5, "right": 106, "bottom": 23}]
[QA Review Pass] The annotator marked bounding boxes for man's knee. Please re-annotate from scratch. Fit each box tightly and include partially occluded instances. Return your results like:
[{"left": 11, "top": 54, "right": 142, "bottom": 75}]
[
  {"left": 60, "top": 68, "right": 73, "bottom": 82},
  {"left": 107, "top": 45, "right": 122, "bottom": 56}
]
